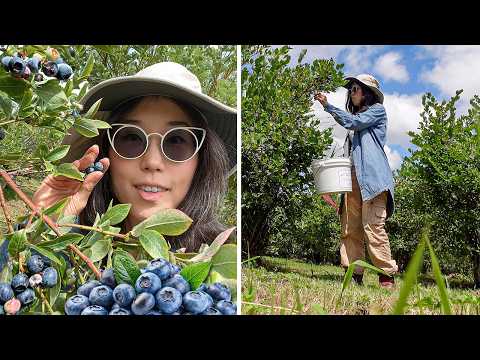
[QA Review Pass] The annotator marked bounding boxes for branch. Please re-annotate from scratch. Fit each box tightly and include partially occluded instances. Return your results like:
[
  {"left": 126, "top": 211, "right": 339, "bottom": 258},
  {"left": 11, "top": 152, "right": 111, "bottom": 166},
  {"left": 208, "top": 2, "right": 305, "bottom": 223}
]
[
  {"left": 0, "top": 170, "right": 101, "bottom": 280},
  {"left": 35, "top": 288, "right": 54, "bottom": 315},
  {"left": 0, "top": 184, "right": 14, "bottom": 233},
  {"left": 58, "top": 223, "right": 129, "bottom": 240}
]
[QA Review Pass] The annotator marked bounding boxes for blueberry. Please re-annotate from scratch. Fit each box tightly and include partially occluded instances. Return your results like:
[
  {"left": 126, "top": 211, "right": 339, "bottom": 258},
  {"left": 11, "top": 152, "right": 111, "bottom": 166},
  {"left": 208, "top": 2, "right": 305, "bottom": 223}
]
[
  {"left": 29, "top": 248, "right": 52, "bottom": 268},
  {"left": 135, "top": 272, "right": 162, "bottom": 294},
  {"left": 22, "top": 66, "right": 31, "bottom": 80},
  {"left": 26, "top": 57, "right": 41, "bottom": 73},
  {"left": 201, "top": 307, "right": 222, "bottom": 315},
  {"left": 182, "top": 291, "right": 210, "bottom": 314},
  {"left": 77, "top": 280, "right": 102, "bottom": 297},
  {"left": 56, "top": 63, "right": 72, "bottom": 81},
  {"left": 170, "top": 264, "right": 181, "bottom": 275},
  {"left": 145, "top": 310, "right": 162, "bottom": 315},
  {"left": 202, "top": 291, "right": 214, "bottom": 308},
  {"left": 81, "top": 305, "right": 108, "bottom": 315},
  {"left": 205, "top": 283, "right": 231, "bottom": 301},
  {"left": 215, "top": 300, "right": 237, "bottom": 315},
  {"left": 65, "top": 294, "right": 90, "bottom": 315},
  {"left": 112, "top": 284, "right": 136, "bottom": 308},
  {"left": 162, "top": 274, "right": 190, "bottom": 295},
  {"left": 93, "top": 162, "right": 104, "bottom": 172},
  {"left": 17, "top": 288, "right": 35, "bottom": 306},
  {"left": 100, "top": 268, "right": 116, "bottom": 289},
  {"left": 9, "top": 56, "right": 26, "bottom": 77},
  {"left": 42, "top": 61, "right": 58, "bottom": 77},
  {"left": 11, "top": 273, "right": 29, "bottom": 293},
  {"left": 29, "top": 274, "right": 43, "bottom": 288},
  {"left": 4, "top": 298, "right": 21, "bottom": 315},
  {"left": 197, "top": 283, "right": 208, "bottom": 292},
  {"left": 111, "top": 303, "right": 121, "bottom": 311},
  {"left": 144, "top": 258, "right": 171, "bottom": 280},
  {"left": 1, "top": 56, "right": 12, "bottom": 71},
  {"left": 89, "top": 285, "right": 114, "bottom": 309},
  {"left": 34, "top": 73, "right": 44, "bottom": 82},
  {"left": 0, "top": 283, "right": 14, "bottom": 304},
  {"left": 27, "top": 254, "right": 45, "bottom": 274},
  {"left": 85, "top": 167, "right": 95, "bottom": 175},
  {"left": 155, "top": 286, "right": 182, "bottom": 314},
  {"left": 54, "top": 57, "right": 64, "bottom": 65},
  {"left": 109, "top": 308, "right": 131, "bottom": 315},
  {"left": 131, "top": 292, "right": 156, "bottom": 315},
  {"left": 42, "top": 267, "right": 58, "bottom": 288},
  {"left": 68, "top": 47, "right": 76, "bottom": 57}
]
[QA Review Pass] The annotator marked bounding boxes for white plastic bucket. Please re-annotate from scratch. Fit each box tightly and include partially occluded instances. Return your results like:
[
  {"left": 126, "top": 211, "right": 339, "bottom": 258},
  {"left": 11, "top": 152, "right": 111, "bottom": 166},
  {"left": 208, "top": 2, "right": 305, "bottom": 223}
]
[{"left": 311, "top": 158, "right": 352, "bottom": 195}]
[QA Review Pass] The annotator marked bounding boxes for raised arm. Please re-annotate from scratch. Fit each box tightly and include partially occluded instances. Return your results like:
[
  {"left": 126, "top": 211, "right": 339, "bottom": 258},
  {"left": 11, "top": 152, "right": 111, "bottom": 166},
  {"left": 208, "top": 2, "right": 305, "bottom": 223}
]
[{"left": 324, "top": 102, "right": 386, "bottom": 131}]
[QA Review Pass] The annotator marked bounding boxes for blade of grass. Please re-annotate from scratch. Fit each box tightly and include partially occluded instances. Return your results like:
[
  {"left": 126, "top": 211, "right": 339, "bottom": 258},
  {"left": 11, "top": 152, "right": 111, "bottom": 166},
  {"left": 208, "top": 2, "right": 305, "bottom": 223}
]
[
  {"left": 392, "top": 228, "right": 427, "bottom": 315},
  {"left": 340, "top": 259, "right": 387, "bottom": 299},
  {"left": 424, "top": 235, "right": 452, "bottom": 315}
]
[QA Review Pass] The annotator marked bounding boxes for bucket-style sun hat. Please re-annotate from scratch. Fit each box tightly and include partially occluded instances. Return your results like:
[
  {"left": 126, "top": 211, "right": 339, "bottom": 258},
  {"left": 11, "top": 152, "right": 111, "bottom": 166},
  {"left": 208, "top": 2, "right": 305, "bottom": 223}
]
[
  {"left": 62, "top": 62, "right": 237, "bottom": 173},
  {"left": 343, "top": 73, "right": 384, "bottom": 104}
]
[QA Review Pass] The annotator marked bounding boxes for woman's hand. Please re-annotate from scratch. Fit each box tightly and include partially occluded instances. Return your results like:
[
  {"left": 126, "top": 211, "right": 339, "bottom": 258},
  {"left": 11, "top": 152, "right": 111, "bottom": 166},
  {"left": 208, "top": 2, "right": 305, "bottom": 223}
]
[
  {"left": 32, "top": 144, "right": 110, "bottom": 217},
  {"left": 314, "top": 92, "right": 328, "bottom": 106}
]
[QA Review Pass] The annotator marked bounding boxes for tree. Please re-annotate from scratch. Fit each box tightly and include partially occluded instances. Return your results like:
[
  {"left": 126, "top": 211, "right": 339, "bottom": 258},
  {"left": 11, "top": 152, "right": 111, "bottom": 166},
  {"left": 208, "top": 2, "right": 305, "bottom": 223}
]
[
  {"left": 241, "top": 45, "right": 345, "bottom": 257},
  {"left": 401, "top": 90, "right": 480, "bottom": 286}
]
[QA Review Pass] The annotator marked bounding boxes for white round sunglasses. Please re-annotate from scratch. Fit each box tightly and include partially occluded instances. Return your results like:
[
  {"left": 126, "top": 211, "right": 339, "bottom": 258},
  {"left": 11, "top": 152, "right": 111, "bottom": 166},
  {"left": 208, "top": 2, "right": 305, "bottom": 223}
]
[{"left": 107, "top": 123, "right": 206, "bottom": 163}]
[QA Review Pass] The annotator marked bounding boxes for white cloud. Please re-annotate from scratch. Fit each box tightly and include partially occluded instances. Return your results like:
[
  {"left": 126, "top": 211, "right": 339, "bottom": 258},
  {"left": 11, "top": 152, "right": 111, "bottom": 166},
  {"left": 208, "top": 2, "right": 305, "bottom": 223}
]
[
  {"left": 419, "top": 45, "right": 480, "bottom": 113},
  {"left": 374, "top": 52, "right": 409, "bottom": 83},
  {"left": 384, "top": 145, "right": 403, "bottom": 171}
]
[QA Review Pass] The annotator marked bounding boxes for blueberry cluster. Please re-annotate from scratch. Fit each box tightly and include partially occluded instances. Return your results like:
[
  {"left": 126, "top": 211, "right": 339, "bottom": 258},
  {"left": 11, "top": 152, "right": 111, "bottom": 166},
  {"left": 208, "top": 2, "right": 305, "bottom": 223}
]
[
  {"left": 83, "top": 161, "right": 104, "bottom": 175},
  {"left": 0, "top": 254, "right": 58, "bottom": 315},
  {"left": 65, "top": 258, "right": 237, "bottom": 315},
  {"left": 1, "top": 48, "right": 72, "bottom": 82}
]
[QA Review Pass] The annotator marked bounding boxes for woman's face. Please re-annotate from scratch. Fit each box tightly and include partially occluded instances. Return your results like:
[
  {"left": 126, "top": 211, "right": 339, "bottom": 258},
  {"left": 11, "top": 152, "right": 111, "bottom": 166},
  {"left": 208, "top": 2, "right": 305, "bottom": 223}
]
[
  {"left": 350, "top": 82, "right": 364, "bottom": 107},
  {"left": 108, "top": 97, "right": 199, "bottom": 229}
]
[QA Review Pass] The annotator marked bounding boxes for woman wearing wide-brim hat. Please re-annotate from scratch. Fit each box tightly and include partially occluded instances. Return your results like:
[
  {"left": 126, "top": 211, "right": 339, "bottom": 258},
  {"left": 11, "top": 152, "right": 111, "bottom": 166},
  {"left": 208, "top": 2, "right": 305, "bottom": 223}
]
[
  {"left": 315, "top": 74, "right": 398, "bottom": 288},
  {"left": 32, "top": 62, "right": 237, "bottom": 253}
]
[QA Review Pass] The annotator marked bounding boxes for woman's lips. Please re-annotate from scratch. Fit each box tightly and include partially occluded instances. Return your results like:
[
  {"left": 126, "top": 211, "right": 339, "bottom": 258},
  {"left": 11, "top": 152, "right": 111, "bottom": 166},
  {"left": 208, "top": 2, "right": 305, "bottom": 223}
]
[{"left": 135, "top": 186, "right": 168, "bottom": 201}]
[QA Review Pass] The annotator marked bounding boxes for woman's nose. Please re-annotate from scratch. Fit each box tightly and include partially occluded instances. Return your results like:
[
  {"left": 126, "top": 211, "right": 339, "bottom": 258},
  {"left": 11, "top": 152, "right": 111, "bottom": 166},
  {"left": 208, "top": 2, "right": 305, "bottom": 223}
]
[{"left": 139, "top": 138, "right": 167, "bottom": 171}]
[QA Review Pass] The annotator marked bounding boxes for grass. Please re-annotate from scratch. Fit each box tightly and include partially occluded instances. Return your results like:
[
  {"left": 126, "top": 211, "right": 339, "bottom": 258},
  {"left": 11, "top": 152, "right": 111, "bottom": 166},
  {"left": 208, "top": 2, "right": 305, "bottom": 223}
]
[{"left": 242, "top": 256, "right": 480, "bottom": 315}]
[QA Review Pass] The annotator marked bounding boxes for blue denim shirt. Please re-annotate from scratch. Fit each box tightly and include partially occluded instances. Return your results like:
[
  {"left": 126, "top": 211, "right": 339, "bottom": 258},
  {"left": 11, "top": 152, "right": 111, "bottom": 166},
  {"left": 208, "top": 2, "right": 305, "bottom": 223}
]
[{"left": 324, "top": 102, "right": 395, "bottom": 218}]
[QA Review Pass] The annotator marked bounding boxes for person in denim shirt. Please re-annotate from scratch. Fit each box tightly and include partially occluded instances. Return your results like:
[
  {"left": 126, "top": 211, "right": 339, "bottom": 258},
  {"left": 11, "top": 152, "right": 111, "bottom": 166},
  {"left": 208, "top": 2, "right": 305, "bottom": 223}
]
[{"left": 315, "top": 74, "right": 398, "bottom": 288}]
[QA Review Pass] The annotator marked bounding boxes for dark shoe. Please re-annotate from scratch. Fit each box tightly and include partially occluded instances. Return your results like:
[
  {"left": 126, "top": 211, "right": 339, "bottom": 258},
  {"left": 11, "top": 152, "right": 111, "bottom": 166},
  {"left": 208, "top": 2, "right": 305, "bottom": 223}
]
[
  {"left": 352, "top": 273, "right": 364, "bottom": 285},
  {"left": 379, "top": 274, "right": 395, "bottom": 289}
]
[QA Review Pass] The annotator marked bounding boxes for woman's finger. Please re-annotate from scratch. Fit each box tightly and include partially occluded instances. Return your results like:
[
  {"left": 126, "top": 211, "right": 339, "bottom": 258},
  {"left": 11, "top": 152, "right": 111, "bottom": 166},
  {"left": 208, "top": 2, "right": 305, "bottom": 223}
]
[
  {"left": 74, "top": 157, "right": 110, "bottom": 207},
  {"left": 74, "top": 145, "right": 100, "bottom": 171}
]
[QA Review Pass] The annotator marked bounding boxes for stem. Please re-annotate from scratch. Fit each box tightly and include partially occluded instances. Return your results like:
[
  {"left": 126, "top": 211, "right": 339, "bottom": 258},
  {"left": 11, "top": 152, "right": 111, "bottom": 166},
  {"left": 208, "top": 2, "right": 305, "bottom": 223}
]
[
  {"left": 0, "top": 185, "right": 14, "bottom": 233},
  {"left": 0, "top": 170, "right": 101, "bottom": 280},
  {"left": 35, "top": 288, "right": 54, "bottom": 314},
  {"left": 0, "top": 119, "right": 18, "bottom": 127},
  {"left": 58, "top": 223, "right": 128, "bottom": 240},
  {"left": 241, "top": 301, "right": 301, "bottom": 314}
]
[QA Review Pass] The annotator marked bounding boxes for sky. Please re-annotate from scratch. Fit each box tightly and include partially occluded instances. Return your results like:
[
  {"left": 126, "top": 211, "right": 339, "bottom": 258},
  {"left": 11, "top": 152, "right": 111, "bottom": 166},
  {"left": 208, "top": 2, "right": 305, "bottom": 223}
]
[{"left": 282, "top": 45, "right": 480, "bottom": 171}]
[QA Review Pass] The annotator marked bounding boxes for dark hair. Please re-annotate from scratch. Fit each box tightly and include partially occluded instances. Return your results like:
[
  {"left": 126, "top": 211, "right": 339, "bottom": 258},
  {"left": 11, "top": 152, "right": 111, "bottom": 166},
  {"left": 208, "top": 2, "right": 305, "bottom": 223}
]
[
  {"left": 81, "top": 95, "right": 230, "bottom": 252},
  {"left": 345, "top": 81, "right": 379, "bottom": 114}
]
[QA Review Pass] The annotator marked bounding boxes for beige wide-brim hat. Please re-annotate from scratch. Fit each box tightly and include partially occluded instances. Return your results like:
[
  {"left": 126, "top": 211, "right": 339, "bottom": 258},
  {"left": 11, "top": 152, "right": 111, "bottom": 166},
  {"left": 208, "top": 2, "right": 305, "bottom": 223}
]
[
  {"left": 343, "top": 73, "right": 384, "bottom": 104},
  {"left": 62, "top": 62, "right": 237, "bottom": 174}
]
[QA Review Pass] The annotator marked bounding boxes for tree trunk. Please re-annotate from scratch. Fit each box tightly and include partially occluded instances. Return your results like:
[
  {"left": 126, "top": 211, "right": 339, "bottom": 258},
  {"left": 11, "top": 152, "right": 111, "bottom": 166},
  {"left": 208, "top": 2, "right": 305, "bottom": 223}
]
[{"left": 473, "top": 252, "right": 480, "bottom": 289}]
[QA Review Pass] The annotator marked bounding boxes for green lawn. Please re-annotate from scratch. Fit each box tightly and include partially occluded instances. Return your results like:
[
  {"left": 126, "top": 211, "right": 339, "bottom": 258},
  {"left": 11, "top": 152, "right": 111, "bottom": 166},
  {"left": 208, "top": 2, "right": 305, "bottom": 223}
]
[{"left": 242, "top": 256, "right": 480, "bottom": 315}]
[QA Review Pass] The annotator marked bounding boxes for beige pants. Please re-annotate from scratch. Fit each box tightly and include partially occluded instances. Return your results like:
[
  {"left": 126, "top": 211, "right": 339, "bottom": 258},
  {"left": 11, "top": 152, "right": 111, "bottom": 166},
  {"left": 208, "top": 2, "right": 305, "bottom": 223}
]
[{"left": 340, "top": 167, "right": 398, "bottom": 276}]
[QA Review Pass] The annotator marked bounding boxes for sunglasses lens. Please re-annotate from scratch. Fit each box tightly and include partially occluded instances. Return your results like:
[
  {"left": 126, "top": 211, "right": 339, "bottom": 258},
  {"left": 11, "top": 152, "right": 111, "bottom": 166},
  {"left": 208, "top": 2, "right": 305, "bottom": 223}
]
[
  {"left": 112, "top": 126, "right": 147, "bottom": 158},
  {"left": 163, "top": 128, "right": 199, "bottom": 162}
]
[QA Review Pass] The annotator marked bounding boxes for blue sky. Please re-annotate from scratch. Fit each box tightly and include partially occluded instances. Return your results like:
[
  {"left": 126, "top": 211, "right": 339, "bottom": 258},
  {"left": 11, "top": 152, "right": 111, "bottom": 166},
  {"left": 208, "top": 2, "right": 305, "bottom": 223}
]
[{"left": 279, "top": 45, "right": 480, "bottom": 170}]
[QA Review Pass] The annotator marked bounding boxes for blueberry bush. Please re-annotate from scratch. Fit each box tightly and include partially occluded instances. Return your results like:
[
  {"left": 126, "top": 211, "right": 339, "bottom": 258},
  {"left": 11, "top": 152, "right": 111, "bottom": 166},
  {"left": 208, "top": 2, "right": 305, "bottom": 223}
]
[{"left": 0, "top": 45, "right": 237, "bottom": 315}]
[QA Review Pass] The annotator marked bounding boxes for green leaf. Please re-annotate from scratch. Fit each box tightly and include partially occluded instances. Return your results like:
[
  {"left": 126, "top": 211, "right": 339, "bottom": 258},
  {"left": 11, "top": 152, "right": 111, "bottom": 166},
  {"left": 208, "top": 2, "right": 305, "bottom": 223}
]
[
  {"left": 53, "top": 163, "right": 84, "bottom": 181},
  {"left": 0, "top": 73, "right": 28, "bottom": 102},
  {"left": 180, "top": 261, "right": 212, "bottom": 290},
  {"left": 0, "top": 153, "right": 22, "bottom": 160},
  {"left": 131, "top": 209, "right": 192, "bottom": 237},
  {"left": 29, "top": 244, "right": 62, "bottom": 266},
  {"left": 113, "top": 250, "right": 141, "bottom": 286},
  {"left": 79, "top": 53, "right": 95, "bottom": 80},
  {"left": 18, "top": 88, "right": 34, "bottom": 118},
  {"left": 392, "top": 229, "right": 427, "bottom": 315},
  {"left": 100, "top": 204, "right": 131, "bottom": 226},
  {"left": 36, "top": 79, "right": 68, "bottom": 110},
  {"left": 45, "top": 145, "right": 70, "bottom": 162},
  {"left": 49, "top": 277, "right": 62, "bottom": 308},
  {"left": 210, "top": 244, "right": 236, "bottom": 279},
  {"left": 73, "top": 117, "right": 99, "bottom": 138},
  {"left": 77, "top": 82, "right": 89, "bottom": 100},
  {"left": 8, "top": 229, "right": 27, "bottom": 257},
  {"left": 0, "top": 90, "right": 14, "bottom": 117},
  {"left": 84, "top": 240, "right": 111, "bottom": 262},
  {"left": 39, "top": 233, "right": 83, "bottom": 251},
  {"left": 139, "top": 230, "right": 169, "bottom": 260},
  {"left": 425, "top": 232, "right": 452, "bottom": 314},
  {"left": 309, "top": 304, "right": 328, "bottom": 315},
  {"left": 47, "top": 214, "right": 79, "bottom": 236},
  {"left": 85, "top": 98, "right": 102, "bottom": 119},
  {"left": 189, "top": 227, "right": 236, "bottom": 262},
  {"left": 64, "top": 78, "right": 74, "bottom": 97},
  {"left": 91, "top": 119, "right": 111, "bottom": 129},
  {"left": 43, "top": 197, "right": 70, "bottom": 216}
]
